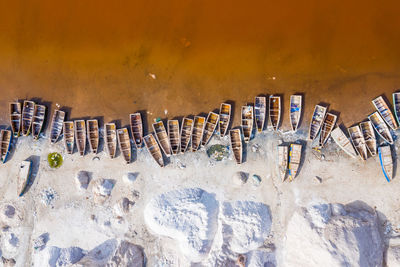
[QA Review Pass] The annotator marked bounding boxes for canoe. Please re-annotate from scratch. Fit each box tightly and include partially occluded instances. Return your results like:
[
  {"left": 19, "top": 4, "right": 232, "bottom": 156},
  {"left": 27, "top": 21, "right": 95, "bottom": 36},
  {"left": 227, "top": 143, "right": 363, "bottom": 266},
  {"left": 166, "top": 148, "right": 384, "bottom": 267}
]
[
  {"left": 278, "top": 145, "right": 288, "bottom": 182},
  {"left": 191, "top": 116, "right": 206, "bottom": 152},
  {"left": 87, "top": 120, "right": 99, "bottom": 154},
  {"left": 130, "top": 113, "right": 143, "bottom": 148},
  {"left": 153, "top": 121, "right": 172, "bottom": 156},
  {"left": 117, "top": 128, "right": 131, "bottom": 164},
  {"left": 372, "top": 96, "right": 398, "bottom": 130},
  {"left": 18, "top": 160, "right": 31, "bottom": 197},
  {"left": 32, "top": 104, "right": 46, "bottom": 140},
  {"left": 309, "top": 105, "right": 327, "bottom": 140},
  {"left": 393, "top": 92, "right": 400, "bottom": 126},
  {"left": 144, "top": 134, "right": 164, "bottom": 167},
  {"left": 168, "top": 120, "right": 180, "bottom": 155},
  {"left": 288, "top": 143, "right": 302, "bottom": 181},
  {"left": 331, "top": 127, "right": 357, "bottom": 158},
  {"left": 348, "top": 125, "right": 368, "bottom": 161},
  {"left": 269, "top": 96, "right": 281, "bottom": 131},
  {"left": 9, "top": 102, "right": 21, "bottom": 137},
  {"left": 254, "top": 96, "right": 267, "bottom": 132},
  {"left": 378, "top": 145, "right": 393, "bottom": 182},
  {"left": 368, "top": 111, "right": 393, "bottom": 144},
  {"left": 74, "top": 120, "right": 86, "bottom": 156},
  {"left": 49, "top": 110, "right": 65, "bottom": 144},
  {"left": 241, "top": 106, "right": 254, "bottom": 143},
  {"left": 219, "top": 103, "right": 231, "bottom": 136},
  {"left": 229, "top": 129, "right": 242, "bottom": 164},
  {"left": 63, "top": 121, "right": 75, "bottom": 154},
  {"left": 0, "top": 130, "right": 12, "bottom": 163},
  {"left": 202, "top": 112, "right": 219, "bottom": 146},
  {"left": 359, "top": 121, "right": 377, "bottom": 157},
  {"left": 21, "top": 100, "right": 35, "bottom": 136},
  {"left": 319, "top": 112, "right": 337, "bottom": 147},
  {"left": 104, "top": 123, "right": 117, "bottom": 159},
  {"left": 180, "top": 117, "right": 193, "bottom": 153},
  {"left": 290, "top": 95, "right": 302, "bottom": 132}
]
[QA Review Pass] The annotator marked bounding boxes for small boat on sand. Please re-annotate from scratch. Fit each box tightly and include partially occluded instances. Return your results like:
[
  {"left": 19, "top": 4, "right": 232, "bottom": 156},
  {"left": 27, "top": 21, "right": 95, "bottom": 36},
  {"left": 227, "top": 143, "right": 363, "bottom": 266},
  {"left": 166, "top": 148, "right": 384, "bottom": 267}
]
[
  {"left": 288, "top": 143, "right": 302, "bottom": 181},
  {"left": 348, "top": 125, "right": 368, "bottom": 161},
  {"left": 309, "top": 105, "right": 327, "bottom": 140},
  {"left": 49, "top": 110, "right": 65, "bottom": 144},
  {"left": 378, "top": 145, "right": 393, "bottom": 182},
  {"left": 229, "top": 129, "right": 242, "bottom": 164},
  {"left": 74, "top": 120, "right": 86, "bottom": 156},
  {"left": 0, "top": 130, "right": 12, "bottom": 163},
  {"left": 9, "top": 102, "right": 21, "bottom": 137},
  {"left": 32, "top": 104, "right": 46, "bottom": 140},
  {"left": 87, "top": 120, "right": 99, "bottom": 154},
  {"left": 278, "top": 145, "right": 288, "bottom": 181},
  {"left": 191, "top": 116, "right": 206, "bottom": 152},
  {"left": 63, "top": 121, "right": 75, "bottom": 154},
  {"left": 117, "top": 128, "right": 131, "bottom": 164},
  {"left": 18, "top": 160, "right": 31, "bottom": 197},
  {"left": 393, "top": 92, "right": 400, "bottom": 126},
  {"left": 290, "top": 95, "right": 302, "bottom": 132},
  {"left": 255, "top": 96, "right": 267, "bottom": 132},
  {"left": 269, "top": 96, "right": 281, "bottom": 131},
  {"left": 144, "top": 134, "right": 164, "bottom": 167},
  {"left": 104, "top": 123, "right": 117, "bottom": 159},
  {"left": 130, "top": 113, "right": 143, "bottom": 148},
  {"left": 219, "top": 103, "right": 231, "bottom": 136},
  {"left": 153, "top": 121, "right": 172, "bottom": 156},
  {"left": 359, "top": 121, "right": 377, "bottom": 156},
  {"left": 331, "top": 127, "right": 357, "bottom": 158},
  {"left": 319, "top": 112, "right": 337, "bottom": 147},
  {"left": 168, "top": 120, "right": 180, "bottom": 155},
  {"left": 202, "top": 112, "right": 219, "bottom": 146},
  {"left": 372, "top": 96, "right": 398, "bottom": 130},
  {"left": 368, "top": 111, "right": 393, "bottom": 144},
  {"left": 21, "top": 100, "right": 35, "bottom": 136},
  {"left": 180, "top": 117, "right": 193, "bottom": 153},
  {"left": 241, "top": 106, "right": 253, "bottom": 143}
]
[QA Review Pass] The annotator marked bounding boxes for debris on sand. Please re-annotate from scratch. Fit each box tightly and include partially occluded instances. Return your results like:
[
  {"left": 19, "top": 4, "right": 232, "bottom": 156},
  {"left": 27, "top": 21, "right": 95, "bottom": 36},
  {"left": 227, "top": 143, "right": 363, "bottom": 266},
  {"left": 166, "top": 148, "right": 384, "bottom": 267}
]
[
  {"left": 251, "top": 175, "right": 262, "bottom": 186},
  {"left": 207, "top": 145, "right": 229, "bottom": 161},
  {"left": 93, "top": 179, "right": 116, "bottom": 204},
  {"left": 233, "top": 172, "right": 248, "bottom": 186},
  {"left": 2, "top": 257, "right": 16, "bottom": 267},
  {"left": 33, "top": 233, "right": 49, "bottom": 251},
  {"left": 41, "top": 188, "right": 59, "bottom": 207},
  {"left": 114, "top": 197, "right": 134, "bottom": 216}
]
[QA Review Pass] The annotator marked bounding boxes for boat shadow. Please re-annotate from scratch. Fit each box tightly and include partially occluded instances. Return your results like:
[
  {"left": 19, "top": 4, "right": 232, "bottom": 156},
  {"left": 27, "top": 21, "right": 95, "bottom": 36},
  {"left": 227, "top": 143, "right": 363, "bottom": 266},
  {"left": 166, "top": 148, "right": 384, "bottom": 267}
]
[
  {"left": 24, "top": 155, "right": 41, "bottom": 194},
  {"left": 295, "top": 139, "right": 308, "bottom": 179},
  {"left": 293, "top": 92, "right": 305, "bottom": 130},
  {"left": 391, "top": 145, "right": 397, "bottom": 180}
]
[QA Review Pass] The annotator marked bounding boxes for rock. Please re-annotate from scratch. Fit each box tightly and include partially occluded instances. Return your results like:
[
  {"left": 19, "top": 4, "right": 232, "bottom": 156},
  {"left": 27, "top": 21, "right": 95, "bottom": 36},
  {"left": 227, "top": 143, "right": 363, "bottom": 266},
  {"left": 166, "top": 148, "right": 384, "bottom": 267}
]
[
  {"left": 233, "top": 172, "right": 248, "bottom": 186},
  {"left": 107, "top": 241, "right": 144, "bottom": 267},
  {"left": 33, "top": 246, "right": 85, "bottom": 267},
  {"left": 33, "top": 233, "right": 49, "bottom": 251},
  {"left": 246, "top": 250, "right": 276, "bottom": 267},
  {"left": 76, "top": 239, "right": 117, "bottom": 265},
  {"left": 252, "top": 175, "right": 262, "bottom": 186},
  {"left": 114, "top": 198, "right": 134, "bottom": 216},
  {"left": 4, "top": 205, "right": 15, "bottom": 218},
  {"left": 75, "top": 171, "right": 91, "bottom": 190},
  {"left": 93, "top": 179, "right": 116, "bottom": 204},
  {"left": 123, "top": 172, "right": 139, "bottom": 184},
  {"left": 314, "top": 176, "right": 322, "bottom": 183},
  {"left": 2, "top": 257, "right": 16, "bottom": 267},
  {"left": 387, "top": 245, "right": 400, "bottom": 266}
]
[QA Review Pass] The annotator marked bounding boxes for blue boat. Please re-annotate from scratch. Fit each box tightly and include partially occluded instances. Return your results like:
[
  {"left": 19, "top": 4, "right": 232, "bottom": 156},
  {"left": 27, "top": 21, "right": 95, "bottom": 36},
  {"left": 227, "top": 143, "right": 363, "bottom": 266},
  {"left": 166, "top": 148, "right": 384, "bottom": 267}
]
[{"left": 378, "top": 146, "right": 393, "bottom": 182}]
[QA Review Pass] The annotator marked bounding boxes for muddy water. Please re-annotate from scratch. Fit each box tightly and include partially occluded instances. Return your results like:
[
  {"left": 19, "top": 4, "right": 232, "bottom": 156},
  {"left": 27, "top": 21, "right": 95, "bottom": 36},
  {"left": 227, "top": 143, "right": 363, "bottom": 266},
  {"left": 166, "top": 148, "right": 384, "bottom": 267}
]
[{"left": 1, "top": 1, "right": 400, "bottom": 133}]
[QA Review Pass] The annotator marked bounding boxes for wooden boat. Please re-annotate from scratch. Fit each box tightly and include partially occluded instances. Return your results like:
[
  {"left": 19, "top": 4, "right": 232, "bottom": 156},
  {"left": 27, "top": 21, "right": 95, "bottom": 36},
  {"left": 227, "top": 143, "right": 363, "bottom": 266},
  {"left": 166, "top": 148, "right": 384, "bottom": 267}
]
[
  {"left": 63, "top": 121, "right": 75, "bottom": 154},
  {"left": 202, "top": 112, "right": 219, "bottom": 146},
  {"left": 241, "top": 106, "right": 253, "bottom": 143},
  {"left": 290, "top": 95, "right": 302, "bottom": 132},
  {"left": 18, "top": 160, "right": 31, "bottom": 197},
  {"left": 104, "top": 123, "right": 117, "bottom": 159},
  {"left": 331, "top": 127, "right": 357, "bottom": 158},
  {"left": 117, "top": 128, "right": 131, "bottom": 164},
  {"left": 49, "top": 110, "right": 65, "bottom": 143},
  {"left": 74, "top": 120, "right": 86, "bottom": 156},
  {"left": 180, "top": 117, "right": 193, "bottom": 153},
  {"left": 32, "top": 104, "right": 46, "bottom": 140},
  {"left": 372, "top": 96, "right": 398, "bottom": 130},
  {"left": 309, "top": 105, "right": 327, "bottom": 140},
  {"left": 191, "top": 116, "right": 206, "bottom": 152},
  {"left": 229, "top": 129, "right": 242, "bottom": 164},
  {"left": 21, "top": 100, "right": 35, "bottom": 136},
  {"left": 144, "top": 134, "right": 164, "bottom": 167},
  {"left": 254, "top": 96, "right": 267, "bottom": 132},
  {"left": 0, "top": 130, "right": 12, "bottom": 163},
  {"left": 368, "top": 111, "right": 393, "bottom": 144},
  {"left": 130, "top": 113, "right": 143, "bottom": 148},
  {"left": 359, "top": 121, "right": 377, "bottom": 157},
  {"left": 378, "top": 145, "right": 393, "bottom": 182},
  {"left": 393, "top": 92, "right": 400, "bottom": 126},
  {"left": 278, "top": 145, "right": 288, "bottom": 181},
  {"left": 153, "top": 121, "right": 172, "bottom": 156},
  {"left": 9, "top": 102, "right": 21, "bottom": 137},
  {"left": 269, "top": 96, "right": 281, "bottom": 131},
  {"left": 319, "top": 112, "right": 337, "bottom": 147},
  {"left": 87, "top": 120, "right": 99, "bottom": 154},
  {"left": 348, "top": 125, "right": 368, "bottom": 161},
  {"left": 219, "top": 103, "right": 231, "bottom": 137},
  {"left": 288, "top": 143, "right": 302, "bottom": 181},
  {"left": 168, "top": 120, "right": 180, "bottom": 155}
]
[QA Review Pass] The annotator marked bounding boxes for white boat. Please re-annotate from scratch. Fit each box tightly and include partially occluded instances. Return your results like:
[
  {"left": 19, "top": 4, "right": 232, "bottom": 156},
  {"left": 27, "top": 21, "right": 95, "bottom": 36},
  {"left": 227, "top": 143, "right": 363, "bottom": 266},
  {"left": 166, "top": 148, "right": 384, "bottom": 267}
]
[
  {"left": 359, "top": 121, "right": 376, "bottom": 157},
  {"left": 288, "top": 144, "right": 302, "bottom": 181},
  {"left": 180, "top": 117, "right": 193, "bottom": 153},
  {"left": 269, "top": 96, "right": 281, "bottom": 131},
  {"left": 144, "top": 134, "right": 164, "bottom": 167},
  {"left": 202, "top": 112, "right": 219, "bottom": 146},
  {"left": 278, "top": 145, "right": 288, "bottom": 181},
  {"left": 22, "top": 100, "right": 35, "bottom": 136},
  {"left": 130, "top": 113, "right": 143, "bottom": 148},
  {"left": 191, "top": 116, "right": 206, "bottom": 152},
  {"left": 229, "top": 129, "right": 242, "bottom": 164},
  {"left": 49, "top": 110, "right": 65, "bottom": 144},
  {"left": 32, "top": 104, "right": 46, "bottom": 140},
  {"left": 241, "top": 106, "right": 253, "bottom": 143},
  {"left": 18, "top": 160, "right": 31, "bottom": 197},
  {"left": 0, "top": 130, "right": 12, "bottom": 163},
  {"left": 348, "top": 125, "right": 368, "bottom": 161},
  {"left": 74, "top": 120, "right": 86, "bottom": 156},
  {"left": 372, "top": 96, "right": 398, "bottom": 130},
  {"left": 219, "top": 103, "right": 231, "bottom": 137},
  {"left": 290, "top": 95, "right": 302, "bottom": 132},
  {"left": 378, "top": 145, "right": 393, "bottom": 182},
  {"left": 331, "top": 127, "right": 357, "bottom": 158},
  {"left": 104, "top": 123, "right": 117, "bottom": 159},
  {"left": 368, "top": 112, "right": 393, "bottom": 144},
  {"left": 319, "top": 112, "right": 337, "bottom": 147},
  {"left": 255, "top": 96, "right": 267, "bottom": 132},
  {"left": 153, "top": 121, "right": 172, "bottom": 156},
  {"left": 309, "top": 105, "right": 327, "bottom": 140},
  {"left": 168, "top": 120, "right": 180, "bottom": 155},
  {"left": 393, "top": 92, "right": 400, "bottom": 126},
  {"left": 117, "top": 128, "right": 131, "bottom": 164},
  {"left": 9, "top": 102, "right": 22, "bottom": 137},
  {"left": 87, "top": 119, "right": 99, "bottom": 154},
  {"left": 63, "top": 121, "right": 75, "bottom": 154}
]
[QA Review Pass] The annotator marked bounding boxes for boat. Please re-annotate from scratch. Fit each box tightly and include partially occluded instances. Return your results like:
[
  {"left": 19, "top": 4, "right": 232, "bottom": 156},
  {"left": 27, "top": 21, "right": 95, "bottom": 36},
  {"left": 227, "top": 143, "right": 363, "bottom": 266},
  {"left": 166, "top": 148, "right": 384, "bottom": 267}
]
[
  {"left": 9, "top": 102, "right": 21, "bottom": 137},
  {"left": 191, "top": 116, "right": 206, "bottom": 151},
  {"left": 144, "top": 134, "right": 164, "bottom": 167},
  {"left": 32, "top": 104, "right": 46, "bottom": 140},
  {"left": 117, "top": 128, "right": 131, "bottom": 164},
  {"left": 309, "top": 105, "right": 327, "bottom": 140},
  {"left": 288, "top": 143, "right": 302, "bottom": 181},
  {"left": 368, "top": 111, "right": 393, "bottom": 144},
  {"left": 241, "top": 106, "right": 253, "bottom": 143},
  {"left": 74, "top": 120, "right": 86, "bottom": 156},
  {"left": 290, "top": 95, "right": 302, "bottom": 132},
  {"left": 49, "top": 110, "right": 65, "bottom": 143},
  {"left": 378, "top": 145, "right": 393, "bottom": 182},
  {"left": 319, "top": 112, "right": 337, "bottom": 147},
  {"left": 254, "top": 96, "right": 267, "bottom": 132},
  {"left": 331, "top": 127, "right": 357, "bottom": 158},
  {"left": 202, "top": 112, "right": 219, "bottom": 146},
  {"left": 372, "top": 96, "right": 398, "bottom": 130},
  {"left": 359, "top": 121, "right": 377, "bottom": 156},
  {"left": 18, "top": 160, "right": 31, "bottom": 197},
  {"left": 269, "top": 96, "right": 281, "bottom": 131},
  {"left": 168, "top": 120, "right": 180, "bottom": 155},
  {"left": 130, "top": 113, "right": 143, "bottom": 148},
  {"left": 63, "top": 121, "right": 75, "bottom": 154},
  {"left": 153, "top": 121, "right": 172, "bottom": 156},
  {"left": 104, "top": 123, "right": 117, "bottom": 159},
  {"left": 21, "top": 100, "right": 35, "bottom": 136},
  {"left": 229, "top": 129, "right": 242, "bottom": 164},
  {"left": 348, "top": 125, "right": 368, "bottom": 161},
  {"left": 278, "top": 145, "right": 288, "bottom": 181},
  {"left": 180, "top": 117, "right": 193, "bottom": 153},
  {"left": 219, "top": 103, "right": 231, "bottom": 136},
  {"left": 87, "top": 120, "right": 99, "bottom": 154},
  {"left": 393, "top": 92, "right": 400, "bottom": 126},
  {"left": 0, "top": 130, "right": 12, "bottom": 163}
]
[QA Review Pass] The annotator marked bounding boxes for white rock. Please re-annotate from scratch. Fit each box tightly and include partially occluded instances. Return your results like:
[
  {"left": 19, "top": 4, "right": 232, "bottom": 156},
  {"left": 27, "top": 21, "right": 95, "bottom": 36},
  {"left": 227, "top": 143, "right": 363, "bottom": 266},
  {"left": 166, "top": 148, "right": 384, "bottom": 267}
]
[
  {"left": 123, "top": 172, "right": 139, "bottom": 184},
  {"left": 106, "top": 241, "right": 144, "bottom": 267},
  {"left": 33, "top": 246, "right": 85, "bottom": 267},
  {"left": 75, "top": 171, "right": 91, "bottom": 190},
  {"left": 93, "top": 179, "right": 116, "bottom": 204},
  {"left": 246, "top": 250, "right": 276, "bottom": 267},
  {"left": 233, "top": 172, "right": 248, "bottom": 186},
  {"left": 114, "top": 198, "right": 133, "bottom": 216},
  {"left": 387, "top": 245, "right": 400, "bottom": 267}
]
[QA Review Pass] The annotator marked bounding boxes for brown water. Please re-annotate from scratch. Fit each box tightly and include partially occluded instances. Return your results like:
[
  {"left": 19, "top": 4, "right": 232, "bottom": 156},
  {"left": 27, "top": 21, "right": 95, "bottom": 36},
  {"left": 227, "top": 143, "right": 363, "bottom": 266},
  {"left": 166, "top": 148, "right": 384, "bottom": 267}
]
[{"left": 1, "top": 0, "right": 400, "bottom": 132}]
